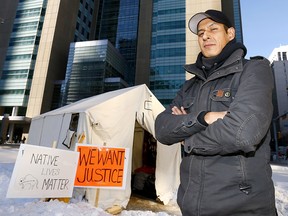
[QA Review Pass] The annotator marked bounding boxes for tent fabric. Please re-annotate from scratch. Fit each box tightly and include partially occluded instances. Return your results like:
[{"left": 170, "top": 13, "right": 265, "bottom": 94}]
[{"left": 27, "top": 84, "right": 181, "bottom": 209}]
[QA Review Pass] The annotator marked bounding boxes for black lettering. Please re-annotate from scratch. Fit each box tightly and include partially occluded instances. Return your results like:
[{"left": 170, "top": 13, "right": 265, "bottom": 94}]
[
  {"left": 42, "top": 178, "right": 69, "bottom": 190},
  {"left": 30, "top": 153, "right": 59, "bottom": 166},
  {"left": 97, "top": 149, "right": 125, "bottom": 166}
]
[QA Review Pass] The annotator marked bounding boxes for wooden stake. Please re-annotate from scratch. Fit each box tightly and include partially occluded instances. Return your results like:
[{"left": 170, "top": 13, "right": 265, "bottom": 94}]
[{"left": 94, "top": 142, "right": 106, "bottom": 207}]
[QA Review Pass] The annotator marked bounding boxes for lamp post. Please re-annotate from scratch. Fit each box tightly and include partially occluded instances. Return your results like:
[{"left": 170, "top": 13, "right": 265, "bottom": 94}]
[{"left": 272, "top": 111, "right": 288, "bottom": 160}]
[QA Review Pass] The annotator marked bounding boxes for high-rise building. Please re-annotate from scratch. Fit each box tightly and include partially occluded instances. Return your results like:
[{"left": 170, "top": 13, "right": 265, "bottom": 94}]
[
  {"left": 57, "top": 0, "right": 142, "bottom": 107},
  {"left": 0, "top": 0, "right": 98, "bottom": 142},
  {"left": 269, "top": 46, "right": 288, "bottom": 141},
  {"left": 269, "top": 45, "right": 288, "bottom": 62},
  {"left": 149, "top": 0, "right": 186, "bottom": 107},
  {"left": 61, "top": 40, "right": 128, "bottom": 106},
  {"left": 95, "top": 0, "right": 140, "bottom": 86}
]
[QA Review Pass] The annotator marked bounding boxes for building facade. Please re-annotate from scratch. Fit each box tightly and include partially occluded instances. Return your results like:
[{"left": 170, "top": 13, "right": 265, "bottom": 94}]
[
  {"left": 269, "top": 46, "right": 288, "bottom": 145},
  {"left": 0, "top": 0, "right": 98, "bottom": 142},
  {"left": 149, "top": 0, "right": 186, "bottom": 107},
  {"left": 61, "top": 40, "right": 128, "bottom": 106},
  {"left": 95, "top": 0, "right": 140, "bottom": 86},
  {"left": 269, "top": 45, "right": 288, "bottom": 62},
  {"left": 0, "top": 0, "right": 48, "bottom": 142}
]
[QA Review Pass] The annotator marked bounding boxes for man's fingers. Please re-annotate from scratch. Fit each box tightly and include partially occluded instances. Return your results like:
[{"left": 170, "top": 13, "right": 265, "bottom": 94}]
[
  {"left": 172, "top": 106, "right": 186, "bottom": 115},
  {"left": 181, "top": 106, "right": 187, "bottom": 114}
]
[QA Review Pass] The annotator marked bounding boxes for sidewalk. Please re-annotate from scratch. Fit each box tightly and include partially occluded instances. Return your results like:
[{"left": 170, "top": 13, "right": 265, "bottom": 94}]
[
  {"left": 0, "top": 143, "right": 19, "bottom": 163},
  {"left": 271, "top": 160, "right": 288, "bottom": 166},
  {"left": 0, "top": 143, "right": 20, "bottom": 148}
]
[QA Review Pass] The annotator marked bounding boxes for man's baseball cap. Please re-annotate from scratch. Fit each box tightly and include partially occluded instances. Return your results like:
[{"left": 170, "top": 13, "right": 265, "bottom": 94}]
[{"left": 188, "top": 9, "right": 233, "bottom": 34}]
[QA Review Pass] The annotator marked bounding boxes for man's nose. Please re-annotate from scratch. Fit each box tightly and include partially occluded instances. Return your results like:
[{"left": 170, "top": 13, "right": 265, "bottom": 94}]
[{"left": 202, "top": 31, "right": 210, "bottom": 40}]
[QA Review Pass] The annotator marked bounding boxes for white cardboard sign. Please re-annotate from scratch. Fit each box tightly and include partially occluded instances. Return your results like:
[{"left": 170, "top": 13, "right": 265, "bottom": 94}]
[{"left": 6, "top": 144, "right": 79, "bottom": 198}]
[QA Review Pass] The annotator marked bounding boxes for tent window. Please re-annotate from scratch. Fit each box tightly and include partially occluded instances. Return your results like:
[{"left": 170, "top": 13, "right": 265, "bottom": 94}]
[{"left": 62, "top": 113, "right": 79, "bottom": 149}]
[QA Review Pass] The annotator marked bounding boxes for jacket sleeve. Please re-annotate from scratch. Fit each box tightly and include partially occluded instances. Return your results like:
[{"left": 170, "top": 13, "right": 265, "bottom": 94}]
[
  {"left": 155, "top": 81, "right": 207, "bottom": 145},
  {"left": 184, "top": 58, "right": 274, "bottom": 155}
]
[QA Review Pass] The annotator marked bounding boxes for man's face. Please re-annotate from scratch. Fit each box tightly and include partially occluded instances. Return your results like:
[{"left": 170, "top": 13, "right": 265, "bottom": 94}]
[{"left": 197, "top": 18, "right": 235, "bottom": 58}]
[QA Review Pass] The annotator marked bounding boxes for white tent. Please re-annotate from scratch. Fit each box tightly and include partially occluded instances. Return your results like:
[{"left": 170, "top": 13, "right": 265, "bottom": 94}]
[{"left": 27, "top": 84, "right": 181, "bottom": 209}]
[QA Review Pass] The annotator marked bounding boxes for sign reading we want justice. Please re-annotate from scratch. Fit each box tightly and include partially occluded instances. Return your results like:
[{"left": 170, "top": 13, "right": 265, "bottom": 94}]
[{"left": 74, "top": 144, "right": 130, "bottom": 190}]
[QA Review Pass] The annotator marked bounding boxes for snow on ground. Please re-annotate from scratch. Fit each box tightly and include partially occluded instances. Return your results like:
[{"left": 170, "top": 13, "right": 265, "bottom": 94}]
[{"left": 0, "top": 147, "right": 287, "bottom": 216}]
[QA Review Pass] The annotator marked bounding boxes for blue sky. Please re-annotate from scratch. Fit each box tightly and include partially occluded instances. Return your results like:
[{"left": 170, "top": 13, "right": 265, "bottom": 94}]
[{"left": 240, "top": 0, "right": 288, "bottom": 58}]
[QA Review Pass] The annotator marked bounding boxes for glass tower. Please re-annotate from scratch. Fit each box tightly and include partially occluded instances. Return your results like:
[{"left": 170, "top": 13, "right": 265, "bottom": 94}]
[
  {"left": 61, "top": 40, "right": 128, "bottom": 106},
  {"left": 116, "top": 0, "right": 140, "bottom": 85},
  {"left": 149, "top": 0, "right": 186, "bottom": 107},
  {"left": 74, "top": 0, "right": 96, "bottom": 42},
  {"left": 0, "top": 0, "right": 98, "bottom": 142},
  {"left": 0, "top": 0, "right": 47, "bottom": 114},
  {"left": 95, "top": 0, "right": 140, "bottom": 86}
]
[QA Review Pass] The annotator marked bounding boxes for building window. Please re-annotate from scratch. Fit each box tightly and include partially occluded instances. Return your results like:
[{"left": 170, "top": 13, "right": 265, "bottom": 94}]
[
  {"left": 278, "top": 52, "right": 282, "bottom": 61},
  {"left": 283, "top": 52, "right": 287, "bottom": 60}
]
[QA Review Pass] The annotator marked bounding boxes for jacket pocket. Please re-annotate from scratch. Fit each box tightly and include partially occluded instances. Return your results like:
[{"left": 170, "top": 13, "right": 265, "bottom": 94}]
[
  {"left": 209, "top": 88, "right": 236, "bottom": 109},
  {"left": 182, "top": 97, "right": 195, "bottom": 111}
]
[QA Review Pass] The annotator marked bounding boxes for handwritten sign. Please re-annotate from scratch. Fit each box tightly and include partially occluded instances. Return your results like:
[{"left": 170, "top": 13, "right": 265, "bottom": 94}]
[
  {"left": 6, "top": 144, "right": 79, "bottom": 198},
  {"left": 74, "top": 144, "right": 129, "bottom": 189}
]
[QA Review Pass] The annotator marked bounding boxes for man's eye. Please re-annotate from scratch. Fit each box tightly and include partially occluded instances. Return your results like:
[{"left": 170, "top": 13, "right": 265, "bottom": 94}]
[
  {"left": 211, "top": 28, "right": 218, "bottom": 31},
  {"left": 198, "top": 32, "right": 204, "bottom": 37}
]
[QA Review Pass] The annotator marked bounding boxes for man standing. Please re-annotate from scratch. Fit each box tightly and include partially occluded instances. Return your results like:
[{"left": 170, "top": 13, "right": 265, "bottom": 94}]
[{"left": 155, "top": 10, "right": 277, "bottom": 216}]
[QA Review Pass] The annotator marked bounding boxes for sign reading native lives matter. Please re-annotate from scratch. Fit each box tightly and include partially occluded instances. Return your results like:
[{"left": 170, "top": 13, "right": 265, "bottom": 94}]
[
  {"left": 6, "top": 144, "right": 79, "bottom": 198},
  {"left": 74, "top": 144, "right": 130, "bottom": 190}
]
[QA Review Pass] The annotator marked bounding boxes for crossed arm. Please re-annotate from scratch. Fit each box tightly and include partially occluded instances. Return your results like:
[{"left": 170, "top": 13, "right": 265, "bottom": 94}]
[{"left": 171, "top": 106, "right": 227, "bottom": 125}]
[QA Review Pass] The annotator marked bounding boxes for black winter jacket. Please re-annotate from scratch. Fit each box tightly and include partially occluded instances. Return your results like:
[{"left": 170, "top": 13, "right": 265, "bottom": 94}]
[{"left": 155, "top": 49, "right": 276, "bottom": 216}]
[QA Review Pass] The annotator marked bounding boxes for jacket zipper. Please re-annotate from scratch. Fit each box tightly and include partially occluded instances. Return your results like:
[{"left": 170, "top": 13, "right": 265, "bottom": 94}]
[
  {"left": 197, "top": 159, "right": 205, "bottom": 216},
  {"left": 238, "top": 155, "right": 252, "bottom": 195}
]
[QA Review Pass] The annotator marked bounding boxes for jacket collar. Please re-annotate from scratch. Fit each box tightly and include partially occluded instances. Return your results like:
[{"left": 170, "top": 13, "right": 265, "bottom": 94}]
[{"left": 184, "top": 49, "right": 245, "bottom": 80}]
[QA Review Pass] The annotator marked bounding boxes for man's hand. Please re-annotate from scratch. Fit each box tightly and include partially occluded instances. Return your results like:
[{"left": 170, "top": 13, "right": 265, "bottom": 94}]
[
  {"left": 171, "top": 106, "right": 187, "bottom": 145},
  {"left": 172, "top": 106, "right": 187, "bottom": 115},
  {"left": 204, "top": 111, "right": 227, "bottom": 125}
]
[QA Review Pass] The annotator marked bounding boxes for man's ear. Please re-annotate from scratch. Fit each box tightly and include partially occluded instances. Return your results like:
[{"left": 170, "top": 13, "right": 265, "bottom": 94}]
[{"left": 227, "top": 27, "right": 236, "bottom": 41}]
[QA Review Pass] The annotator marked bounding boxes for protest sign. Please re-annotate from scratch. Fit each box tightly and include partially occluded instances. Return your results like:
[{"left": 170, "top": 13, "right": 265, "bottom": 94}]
[
  {"left": 6, "top": 144, "right": 79, "bottom": 198},
  {"left": 74, "top": 144, "right": 130, "bottom": 189}
]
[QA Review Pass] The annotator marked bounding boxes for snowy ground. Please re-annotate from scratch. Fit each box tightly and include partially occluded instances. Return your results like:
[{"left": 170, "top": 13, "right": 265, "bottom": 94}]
[{"left": 0, "top": 146, "right": 287, "bottom": 216}]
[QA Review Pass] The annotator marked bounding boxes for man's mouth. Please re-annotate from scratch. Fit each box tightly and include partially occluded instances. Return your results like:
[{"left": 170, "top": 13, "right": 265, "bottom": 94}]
[{"left": 204, "top": 43, "right": 214, "bottom": 48}]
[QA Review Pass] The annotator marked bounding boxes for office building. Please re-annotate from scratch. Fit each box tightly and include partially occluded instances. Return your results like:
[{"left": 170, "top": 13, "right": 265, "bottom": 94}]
[
  {"left": 0, "top": 0, "right": 98, "bottom": 142},
  {"left": 149, "top": 0, "right": 186, "bottom": 106},
  {"left": 61, "top": 40, "right": 128, "bottom": 106},
  {"left": 269, "top": 45, "right": 288, "bottom": 62},
  {"left": 58, "top": 0, "right": 142, "bottom": 107},
  {"left": 269, "top": 46, "right": 288, "bottom": 142},
  {"left": 95, "top": 0, "right": 140, "bottom": 86}
]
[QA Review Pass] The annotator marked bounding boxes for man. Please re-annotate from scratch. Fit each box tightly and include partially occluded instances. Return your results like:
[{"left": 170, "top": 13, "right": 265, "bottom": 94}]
[{"left": 155, "top": 9, "right": 277, "bottom": 216}]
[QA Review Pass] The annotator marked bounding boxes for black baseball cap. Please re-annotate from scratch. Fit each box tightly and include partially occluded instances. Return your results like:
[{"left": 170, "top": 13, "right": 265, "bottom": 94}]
[{"left": 188, "top": 9, "right": 233, "bottom": 34}]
